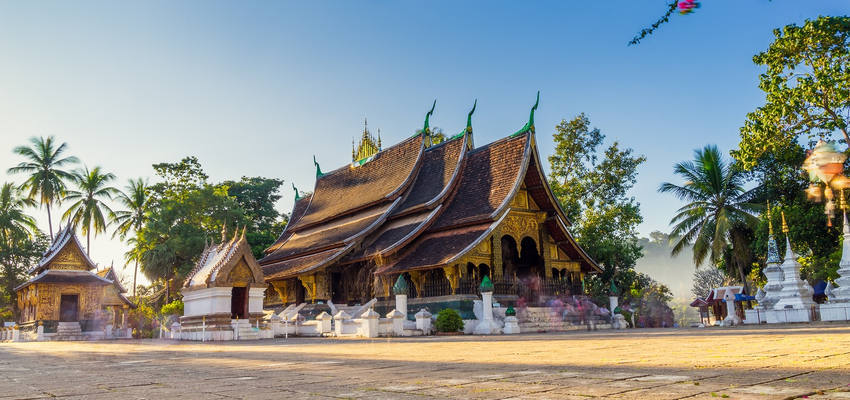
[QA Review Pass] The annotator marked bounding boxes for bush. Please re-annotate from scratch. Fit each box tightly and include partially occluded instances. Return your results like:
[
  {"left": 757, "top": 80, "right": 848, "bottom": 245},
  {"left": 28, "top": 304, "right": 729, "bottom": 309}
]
[
  {"left": 434, "top": 308, "right": 464, "bottom": 332},
  {"left": 160, "top": 299, "right": 184, "bottom": 316}
]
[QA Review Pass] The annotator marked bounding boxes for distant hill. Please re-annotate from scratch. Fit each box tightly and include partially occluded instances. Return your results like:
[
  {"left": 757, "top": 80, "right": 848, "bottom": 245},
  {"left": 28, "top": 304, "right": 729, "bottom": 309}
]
[{"left": 634, "top": 232, "right": 696, "bottom": 301}]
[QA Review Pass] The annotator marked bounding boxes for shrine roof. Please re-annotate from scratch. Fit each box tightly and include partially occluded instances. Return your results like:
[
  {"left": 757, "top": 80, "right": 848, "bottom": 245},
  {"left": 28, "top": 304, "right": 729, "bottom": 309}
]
[
  {"left": 262, "top": 203, "right": 390, "bottom": 264},
  {"left": 391, "top": 135, "right": 465, "bottom": 216},
  {"left": 428, "top": 133, "right": 529, "bottom": 231},
  {"left": 375, "top": 222, "right": 496, "bottom": 275},
  {"left": 15, "top": 270, "right": 112, "bottom": 291},
  {"left": 31, "top": 225, "right": 98, "bottom": 275},
  {"left": 184, "top": 228, "right": 263, "bottom": 289},
  {"left": 264, "top": 193, "right": 312, "bottom": 256},
  {"left": 97, "top": 267, "right": 128, "bottom": 293},
  {"left": 264, "top": 246, "right": 350, "bottom": 280},
  {"left": 288, "top": 134, "right": 423, "bottom": 231}
]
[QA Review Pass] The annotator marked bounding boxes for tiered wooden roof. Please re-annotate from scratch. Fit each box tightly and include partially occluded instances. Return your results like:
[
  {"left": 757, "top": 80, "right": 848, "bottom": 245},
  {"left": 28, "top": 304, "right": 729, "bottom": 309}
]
[
  {"left": 260, "top": 104, "right": 601, "bottom": 281},
  {"left": 15, "top": 225, "right": 114, "bottom": 291},
  {"left": 184, "top": 228, "right": 265, "bottom": 290}
]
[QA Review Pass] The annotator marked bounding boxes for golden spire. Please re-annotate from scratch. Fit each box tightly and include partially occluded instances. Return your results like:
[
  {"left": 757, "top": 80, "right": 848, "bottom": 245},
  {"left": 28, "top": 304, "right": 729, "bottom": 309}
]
[
  {"left": 767, "top": 201, "right": 773, "bottom": 235},
  {"left": 781, "top": 211, "right": 789, "bottom": 234}
]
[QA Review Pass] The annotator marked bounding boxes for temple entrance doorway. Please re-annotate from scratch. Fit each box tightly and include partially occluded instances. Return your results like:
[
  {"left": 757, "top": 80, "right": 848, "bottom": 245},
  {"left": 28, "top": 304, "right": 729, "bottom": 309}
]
[
  {"left": 59, "top": 294, "right": 79, "bottom": 322},
  {"left": 231, "top": 287, "right": 247, "bottom": 319},
  {"left": 501, "top": 235, "right": 519, "bottom": 278},
  {"left": 331, "top": 272, "right": 345, "bottom": 304},
  {"left": 518, "top": 237, "right": 543, "bottom": 279},
  {"left": 295, "top": 279, "right": 305, "bottom": 304}
]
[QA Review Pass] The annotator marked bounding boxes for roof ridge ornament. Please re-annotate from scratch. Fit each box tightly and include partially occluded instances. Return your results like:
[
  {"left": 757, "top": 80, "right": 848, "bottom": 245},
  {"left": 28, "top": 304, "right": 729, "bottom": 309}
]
[
  {"left": 423, "top": 99, "right": 436, "bottom": 136},
  {"left": 512, "top": 91, "right": 540, "bottom": 137},
  {"left": 313, "top": 155, "right": 323, "bottom": 178},
  {"left": 292, "top": 183, "right": 300, "bottom": 201}
]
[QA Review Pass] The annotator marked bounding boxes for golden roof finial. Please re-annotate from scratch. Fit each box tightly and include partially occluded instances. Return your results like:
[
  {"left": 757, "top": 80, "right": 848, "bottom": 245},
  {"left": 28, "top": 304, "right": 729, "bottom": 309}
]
[
  {"left": 767, "top": 200, "right": 773, "bottom": 235},
  {"left": 781, "top": 211, "right": 789, "bottom": 234}
]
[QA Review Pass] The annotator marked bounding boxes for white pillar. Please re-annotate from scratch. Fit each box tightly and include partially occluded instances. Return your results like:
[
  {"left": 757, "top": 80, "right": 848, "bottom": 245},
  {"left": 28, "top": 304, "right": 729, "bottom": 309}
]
[
  {"left": 170, "top": 322, "right": 180, "bottom": 339},
  {"left": 415, "top": 309, "right": 432, "bottom": 334},
  {"left": 395, "top": 294, "right": 408, "bottom": 319},
  {"left": 474, "top": 291, "right": 499, "bottom": 334},
  {"left": 315, "top": 311, "right": 332, "bottom": 334},
  {"left": 609, "top": 296, "right": 618, "bottom": 313},
  {"left": 36, "top": 322, "right": 44, "bottom": 341},
  {"left": 387, "top": 309, "right": 405, "bottom": 336},
  {"left": 361, "top": 309, "right": 379, "bottom": 338},
  {"left": 333, "top": 310, "right": 351, "bottom": 336}
]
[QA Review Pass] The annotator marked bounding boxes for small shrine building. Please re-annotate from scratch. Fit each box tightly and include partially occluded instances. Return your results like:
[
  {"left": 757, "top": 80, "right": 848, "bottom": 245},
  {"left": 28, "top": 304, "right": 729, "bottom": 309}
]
[
  {"left": 15, "top": 226, "right": 132, "bottom": 337},
  {"left": 180, "top": 228, "right": 266, "bottom": 340},
  {"left": 260, "top": 97, "right": 601, "bottom": 309}
]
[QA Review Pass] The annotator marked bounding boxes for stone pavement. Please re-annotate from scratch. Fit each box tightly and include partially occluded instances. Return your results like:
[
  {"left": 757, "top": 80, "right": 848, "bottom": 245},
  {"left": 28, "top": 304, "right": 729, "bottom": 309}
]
[{"left": 1, "top": 324, "right": 850, "bottom": 399}]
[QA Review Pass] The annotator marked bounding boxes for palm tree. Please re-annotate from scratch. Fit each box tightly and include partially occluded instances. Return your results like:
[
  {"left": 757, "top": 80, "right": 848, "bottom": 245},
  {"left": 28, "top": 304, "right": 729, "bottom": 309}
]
[
  {"left": 62, "top": 166, "right": 118, "bottom": 254},
  {"left": 659, "top": 145, "right": 760, "bottom": 294},
  {"left": 0, "top": 183, "right": 37, "bottom": 250},
  {"left": 111, "top": 178, "right": 150, "bottom": 298},
  {"left": 7, "top": 136, "right": 78, "bottom": 238}
]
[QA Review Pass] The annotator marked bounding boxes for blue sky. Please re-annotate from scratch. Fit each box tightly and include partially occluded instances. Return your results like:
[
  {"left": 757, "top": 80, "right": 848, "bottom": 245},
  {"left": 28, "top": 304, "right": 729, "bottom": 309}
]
[{"left": 1, "top": 1, "right": 848, "bottom": 284}]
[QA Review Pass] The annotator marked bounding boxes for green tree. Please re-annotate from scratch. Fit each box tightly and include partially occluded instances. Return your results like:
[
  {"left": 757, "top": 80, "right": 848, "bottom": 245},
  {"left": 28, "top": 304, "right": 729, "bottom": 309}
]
[
  {"left": 734, "top": 16, "right": 850, "bottom": 169},
  {"left": 0, "top": 183, "right": 37, "bottom": 248},
  {"left": 659, "top": 145, "right": 760, "bottom": 294},
  {"left": 547, "top": 113, "right": 647, "bottom": 293},
  {"left": 111, "top": 178, "right": 151, "bottom": 298},
  {"left": 7, "top": 136, "right": 78, "bottom": 238},
  {"left": 62, "top": 166, "right": 118, "bottom": 254},
  {"left": 0, "top": 183, "right": 48, "bottom": 316},
  {"left": 223, "top": 177, "right": 287, "bottom": 259},
  {"left": 137, "top": 157, "right": 243, "bottom": 299}
]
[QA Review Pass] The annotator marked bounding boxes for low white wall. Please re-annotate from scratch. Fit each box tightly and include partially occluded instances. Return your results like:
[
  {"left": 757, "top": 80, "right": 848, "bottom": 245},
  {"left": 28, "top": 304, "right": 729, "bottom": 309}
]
[{"left": 183, "top": 287, "right": 232, "bottom": 317}]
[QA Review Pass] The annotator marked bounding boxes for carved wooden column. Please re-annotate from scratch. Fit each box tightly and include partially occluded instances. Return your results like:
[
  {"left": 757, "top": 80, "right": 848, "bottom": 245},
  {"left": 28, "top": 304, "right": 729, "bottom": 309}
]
[
  {"left": 443, "top": 265, "right": 460, "bottom": 295},
  {"left": 271, "top": 280, "right": 289, "bottom": 305},
  {"left": 408, "top": 271, "right": 425, "bottom": 297},
  {"left": 492, "top": 230, "right": 504, "bottom": 278}
]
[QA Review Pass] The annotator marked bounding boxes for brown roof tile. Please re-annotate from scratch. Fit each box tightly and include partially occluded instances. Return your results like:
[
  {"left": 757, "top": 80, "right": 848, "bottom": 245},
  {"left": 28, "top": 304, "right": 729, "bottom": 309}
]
[
  {"left": 264, "top": 194, "right": 313, "bottom": 255},
  {"left": 263, "top": 247, "right": 347, "bottom": 280},
  {"left": 262, "top": 204, "right": 388, "bottom": 263},
  {"left": 429, "top": 133, "right": 529, "bottom": 231},
  {"left": 290, "top": 135, "right": 422, "bottom": 230},
  {"left": 375, "top": 223, "right": 492, "bottom": 275},
  {"left": 391, "top": 136, "right": 464, "bottom": 215}
]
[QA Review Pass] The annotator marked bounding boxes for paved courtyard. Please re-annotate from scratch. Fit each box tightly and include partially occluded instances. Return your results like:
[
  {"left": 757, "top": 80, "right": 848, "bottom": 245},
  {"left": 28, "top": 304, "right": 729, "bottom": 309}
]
[{"left": 2, "top": 325, "right": 850, "bottom": 400}]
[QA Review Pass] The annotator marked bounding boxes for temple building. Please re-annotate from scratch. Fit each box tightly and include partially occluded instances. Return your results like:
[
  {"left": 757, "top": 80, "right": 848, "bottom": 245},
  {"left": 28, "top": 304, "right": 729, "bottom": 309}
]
[
  {"left": 180, "top": 228, "right": 266, "bottom": 340},
  {"left": 260, "top": 96, "right": 601, "bottom": 309},
  {"left": 15, "top": 226, "right": 131, "bottom": 339}
]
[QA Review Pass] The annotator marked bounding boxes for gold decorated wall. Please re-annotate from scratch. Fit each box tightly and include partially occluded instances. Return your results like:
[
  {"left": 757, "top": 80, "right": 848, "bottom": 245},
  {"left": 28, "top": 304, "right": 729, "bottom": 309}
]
[
  {"left": 47, "top": 245, "right": 91, "bottom": 271},
  {"left": 17, "top": 283, "right": 105, "bottom": 323},
  {"left": 452, "top": 187, "right": 580, "bottom": 280}
]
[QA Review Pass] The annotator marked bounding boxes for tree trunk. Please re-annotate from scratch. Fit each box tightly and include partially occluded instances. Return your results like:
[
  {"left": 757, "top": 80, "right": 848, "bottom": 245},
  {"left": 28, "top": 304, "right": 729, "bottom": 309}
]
[
  {"left": 87, "top": 230, "right": 91, "bottom": 255},
  {"left": 46, "top": 202, "right": 53, "bottom": 239},
  {"left": 133, "top": 259, "right": 138, "bottom": 299},
  {"left": 730, "top": 228, "right": 752, "bottom": 296}
]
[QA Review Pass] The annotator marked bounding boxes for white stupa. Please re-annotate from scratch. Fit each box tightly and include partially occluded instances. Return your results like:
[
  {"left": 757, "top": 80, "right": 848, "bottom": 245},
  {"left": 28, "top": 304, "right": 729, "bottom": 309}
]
[
  {"left": 767, "top": 212, "right": 815, "bottom": 323},
  {"left": 760, "top": 203, "right": 784, "bottom": 310},
  {"left": 820, "top": 211, "right": 850, "bottom": 321}
]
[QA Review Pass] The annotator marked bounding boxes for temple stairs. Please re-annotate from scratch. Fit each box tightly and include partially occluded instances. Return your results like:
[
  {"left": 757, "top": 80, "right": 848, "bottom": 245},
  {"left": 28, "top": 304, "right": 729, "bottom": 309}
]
[
  {"left": 55, "top": 322, "right": 84, "bottom": 341},
  {"left": 232, "top": 320, "right": 259, "bottom": 340},
  {"left": 516, "top": 307, "right": 610, "bottom": 333}
]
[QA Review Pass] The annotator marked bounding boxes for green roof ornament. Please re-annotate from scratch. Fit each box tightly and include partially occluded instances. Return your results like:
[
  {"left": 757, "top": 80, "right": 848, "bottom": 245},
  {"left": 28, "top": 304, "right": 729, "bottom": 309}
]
[
  {"left": 393, "top": 274, "right": 409, "bottom": 295},
  {"left": 292, "top": 183, "right": 300, "bottom": 201},
  {"left": 313, "top": 155, "right": 323, "bottom": 178},
  {"left": 505, "top": 306, "right": 516, "bottom": 317},
  {"left": 479, "top": 275, "right": 494, "bottom": 293},
  {"left": 423, "top": 99, "right": 436, "bottom": 135},
  {"left": 609, "top": 281, "right": 618, "bottom": 296},
  {"left": 456, "top": 99, "right": 477, "bottom": 137},
  {"left": 512, "top": 91, "right": 540, "bottom": 137}
]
